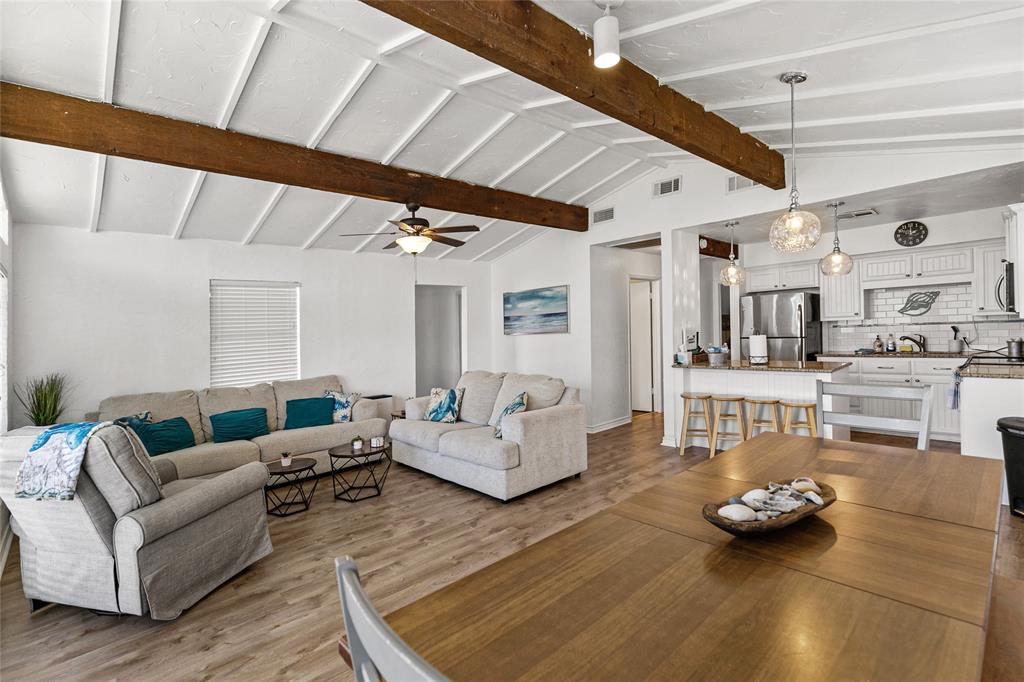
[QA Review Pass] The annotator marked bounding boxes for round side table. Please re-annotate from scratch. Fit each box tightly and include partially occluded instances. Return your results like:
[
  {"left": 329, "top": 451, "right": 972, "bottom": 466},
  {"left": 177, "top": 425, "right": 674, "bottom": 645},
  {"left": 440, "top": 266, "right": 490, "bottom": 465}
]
[
  {"left": 327, "top": 441, "right": 392, "bottom": 502},
  {"left": 264, "top": 457, "right": 318, "bottom": 517}
]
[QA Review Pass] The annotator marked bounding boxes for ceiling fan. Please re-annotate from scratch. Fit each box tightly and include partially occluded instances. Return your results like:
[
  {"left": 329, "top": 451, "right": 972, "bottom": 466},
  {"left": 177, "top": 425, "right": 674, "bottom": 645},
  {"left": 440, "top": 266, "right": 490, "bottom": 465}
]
[{"left": 340, "top": 202, "right": 480, "bottom": 254}]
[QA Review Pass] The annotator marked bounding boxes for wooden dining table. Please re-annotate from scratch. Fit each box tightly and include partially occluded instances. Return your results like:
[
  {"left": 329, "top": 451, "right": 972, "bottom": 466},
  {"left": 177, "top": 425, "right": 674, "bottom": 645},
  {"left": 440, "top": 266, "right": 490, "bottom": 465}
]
[{"left": 384, "top": 432, "right": 1005, "bottom": 681}]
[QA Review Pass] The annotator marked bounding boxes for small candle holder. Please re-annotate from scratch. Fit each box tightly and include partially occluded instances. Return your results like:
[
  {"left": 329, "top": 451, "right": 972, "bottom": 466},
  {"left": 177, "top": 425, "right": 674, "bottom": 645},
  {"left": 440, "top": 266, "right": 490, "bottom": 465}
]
[
  {"left": 370, "top": 436, "right": 384, "bottom": 448},
  {"left": 351, "top": 436, "right": 364, "bottom": 450}
]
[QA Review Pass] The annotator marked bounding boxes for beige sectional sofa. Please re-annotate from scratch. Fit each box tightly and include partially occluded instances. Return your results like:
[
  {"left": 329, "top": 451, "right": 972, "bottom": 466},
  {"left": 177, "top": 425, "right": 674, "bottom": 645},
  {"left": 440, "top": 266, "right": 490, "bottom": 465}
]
[
  {"left": 389, "top": 371, "right": 587, "bottom": 501},
  {"left": 88, "top": 375, "right": 387, "bottom": 479}
]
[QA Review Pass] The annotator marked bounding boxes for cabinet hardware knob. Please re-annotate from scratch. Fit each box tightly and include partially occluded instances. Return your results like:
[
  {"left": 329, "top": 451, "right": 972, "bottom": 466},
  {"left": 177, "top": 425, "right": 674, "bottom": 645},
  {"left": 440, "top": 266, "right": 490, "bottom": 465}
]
[
  {"left": 904, "top": 378, "right": 911, "bottom": 382},
  {"left": 916, "top": 273, "right": 922, "bottom": 276},
  {"left": 905, "top": 273, "right": 911, "bottom": 277},
  {"left": 979, "top": 307, "right": 985, "bottom": 310},
  {"left": 914, "top": 379, "right": 921, "bottom": 383},
  {"left": 879, "top": 366, "right": 894, "bottom": 369}
]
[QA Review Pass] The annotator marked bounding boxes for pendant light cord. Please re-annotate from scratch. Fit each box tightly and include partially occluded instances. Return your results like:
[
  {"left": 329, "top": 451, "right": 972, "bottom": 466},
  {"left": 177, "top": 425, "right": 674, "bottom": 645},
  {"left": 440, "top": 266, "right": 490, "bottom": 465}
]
[
  {"left": 832, "top": 204, "right": 840, "bottom": 250},
  {"left": 789, "top": 78, "right": 799, "bottom": 209}
]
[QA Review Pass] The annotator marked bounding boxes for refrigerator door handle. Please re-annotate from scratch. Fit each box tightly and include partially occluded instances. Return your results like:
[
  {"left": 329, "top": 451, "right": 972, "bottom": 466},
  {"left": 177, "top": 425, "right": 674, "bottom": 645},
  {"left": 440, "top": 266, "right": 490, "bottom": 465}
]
[{"left": 797, "top": 303, "right": 805, "bottom": 361}]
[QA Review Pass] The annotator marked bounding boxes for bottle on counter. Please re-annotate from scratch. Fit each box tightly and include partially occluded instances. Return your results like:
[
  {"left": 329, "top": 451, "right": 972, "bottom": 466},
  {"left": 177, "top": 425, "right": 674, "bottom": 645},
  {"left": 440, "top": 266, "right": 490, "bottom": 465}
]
[
  {"left": 873, "top": 335, "right": 883, "bottom": 353},
  {"left": 885, "top": 333, "right": 896, "bottom": 353}
]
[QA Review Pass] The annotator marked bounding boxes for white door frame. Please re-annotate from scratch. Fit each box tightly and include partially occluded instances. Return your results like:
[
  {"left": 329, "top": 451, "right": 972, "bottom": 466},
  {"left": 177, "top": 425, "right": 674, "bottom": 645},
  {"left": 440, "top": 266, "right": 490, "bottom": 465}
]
[{"left": 628, "top": 275, "right": 663, "bottom": 415}]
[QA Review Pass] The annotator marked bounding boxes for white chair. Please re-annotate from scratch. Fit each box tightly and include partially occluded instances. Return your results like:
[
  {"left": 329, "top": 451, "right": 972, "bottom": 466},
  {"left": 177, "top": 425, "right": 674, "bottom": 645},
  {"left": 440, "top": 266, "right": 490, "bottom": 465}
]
[
  {"left": 335, "top": 557, "right": 450, "bottom": 682},
  {"left": 815, "top": 380, "right": 932, "bottom": 450}
]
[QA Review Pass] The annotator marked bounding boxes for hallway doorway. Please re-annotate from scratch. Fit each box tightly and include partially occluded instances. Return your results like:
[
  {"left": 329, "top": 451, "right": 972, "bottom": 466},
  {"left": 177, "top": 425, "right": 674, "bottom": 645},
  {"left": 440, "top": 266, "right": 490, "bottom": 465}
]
[{"left": 629, "top": 278, "right": 662, "bottom": 414}]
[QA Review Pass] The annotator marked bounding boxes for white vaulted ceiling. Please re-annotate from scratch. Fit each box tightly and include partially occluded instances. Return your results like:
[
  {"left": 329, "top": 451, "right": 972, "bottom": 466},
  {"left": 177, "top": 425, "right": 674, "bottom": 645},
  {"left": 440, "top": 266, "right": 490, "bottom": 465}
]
[{"left": 1, "top": 0, "right": 1022, "bottom": 260}]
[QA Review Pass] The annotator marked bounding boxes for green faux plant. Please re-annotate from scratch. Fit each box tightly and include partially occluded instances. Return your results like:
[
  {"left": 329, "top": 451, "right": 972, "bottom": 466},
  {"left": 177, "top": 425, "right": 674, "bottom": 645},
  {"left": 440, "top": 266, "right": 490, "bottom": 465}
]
[{"left": 15, "top": 373, "right": 70, "bottom": 426}]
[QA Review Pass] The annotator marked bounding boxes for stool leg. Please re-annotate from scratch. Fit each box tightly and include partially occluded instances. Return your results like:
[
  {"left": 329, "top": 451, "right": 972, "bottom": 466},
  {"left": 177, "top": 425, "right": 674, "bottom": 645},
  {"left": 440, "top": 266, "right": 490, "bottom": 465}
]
[
  {"left": 782, "top": 405, "right": 792, "bottom": 434},
  {"left": 701, "top": 399, "right": 713, "bottom": 453},
  {"left": 806, "top": 406, "right": 818, "bottom": 437},
  {"left": 709, "top": 403, "right": 721, "bottom": 457},
  {"left": 738, "top": 402, "right": 748, "bottom": 440},
  {"left": 746, "top": 403, "right": 756, "bottom": 439},
  {"left": 770, "top": 404, "right": 780, "bottom": 432},
  {"left": 679, "top": 399, "right": 692, "bottom": 456}
]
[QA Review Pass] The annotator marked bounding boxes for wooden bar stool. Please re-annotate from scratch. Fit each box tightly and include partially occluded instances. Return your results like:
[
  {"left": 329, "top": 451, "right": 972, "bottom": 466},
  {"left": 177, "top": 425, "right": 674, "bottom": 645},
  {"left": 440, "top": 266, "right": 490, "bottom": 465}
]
[
  {"left": 709, "top": 395, "right": 747, "bottom": 456},
  {"left": 781, "top": 400, "right": 818, "bottom": 437},
  {"left": 745, "top": 397, "right": 780, "bottom": 438},
  {"left": 679, "top": 393, "right": 713, "bottom": 456}
]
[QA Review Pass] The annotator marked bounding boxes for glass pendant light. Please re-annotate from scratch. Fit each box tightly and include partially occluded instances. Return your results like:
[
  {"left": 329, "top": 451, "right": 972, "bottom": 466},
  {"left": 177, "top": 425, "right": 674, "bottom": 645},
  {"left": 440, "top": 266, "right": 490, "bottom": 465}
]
[
  {"left": 719, "top": 221, "right": 745, "bottom": 287},
  {"left": 820, "top": 201, "right": 854, "bottom": 276},
  {"left": 769, "top": 71, "right": 821, "bottom": 254}
]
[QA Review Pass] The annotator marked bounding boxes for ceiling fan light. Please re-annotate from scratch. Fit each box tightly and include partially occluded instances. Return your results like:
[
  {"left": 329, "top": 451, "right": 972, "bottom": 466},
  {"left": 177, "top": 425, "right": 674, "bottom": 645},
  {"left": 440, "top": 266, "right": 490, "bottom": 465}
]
[
  {"left": 396, "top": 235, "right": 431, "bottom": 255},
  {"left": 593, "top": 14, "right": 620, "bottom": 68}
]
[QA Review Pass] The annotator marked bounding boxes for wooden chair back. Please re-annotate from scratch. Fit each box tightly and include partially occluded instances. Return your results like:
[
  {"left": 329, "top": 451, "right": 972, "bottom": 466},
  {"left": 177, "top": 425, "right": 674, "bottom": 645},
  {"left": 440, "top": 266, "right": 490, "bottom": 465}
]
[{"left": 815, "top": 380, "right": 932, "bottom": 450}]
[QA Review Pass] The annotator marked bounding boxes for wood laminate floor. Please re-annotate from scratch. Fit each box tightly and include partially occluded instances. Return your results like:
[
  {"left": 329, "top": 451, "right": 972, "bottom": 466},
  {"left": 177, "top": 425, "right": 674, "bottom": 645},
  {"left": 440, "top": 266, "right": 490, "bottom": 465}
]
[{"left": 0, "top": 415, "right": 1020, "bottom": 681}]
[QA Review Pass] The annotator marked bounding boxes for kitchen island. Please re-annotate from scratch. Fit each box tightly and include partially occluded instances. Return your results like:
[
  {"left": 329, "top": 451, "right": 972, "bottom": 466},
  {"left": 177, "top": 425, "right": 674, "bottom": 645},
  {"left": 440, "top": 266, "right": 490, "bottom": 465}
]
[
  {"left": 670, "top": 360, "right": 852, "bottom": 449},
  {"left": 959, "top": 363, "right": 1022, "bottom": 504}
]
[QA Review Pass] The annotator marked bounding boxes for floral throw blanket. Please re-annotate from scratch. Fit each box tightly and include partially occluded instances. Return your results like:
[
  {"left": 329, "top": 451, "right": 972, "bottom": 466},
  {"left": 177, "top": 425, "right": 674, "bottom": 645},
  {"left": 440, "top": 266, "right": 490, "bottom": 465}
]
[{"left": 15, "top": 421, "right": 111, "bottom": 500}]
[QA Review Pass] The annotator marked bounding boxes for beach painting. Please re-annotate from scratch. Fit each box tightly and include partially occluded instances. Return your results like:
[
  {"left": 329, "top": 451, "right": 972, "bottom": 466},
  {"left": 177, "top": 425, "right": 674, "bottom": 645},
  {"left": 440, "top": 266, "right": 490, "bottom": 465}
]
[{"left": 503, "top": 285, "right": 569, "bottom": 335}]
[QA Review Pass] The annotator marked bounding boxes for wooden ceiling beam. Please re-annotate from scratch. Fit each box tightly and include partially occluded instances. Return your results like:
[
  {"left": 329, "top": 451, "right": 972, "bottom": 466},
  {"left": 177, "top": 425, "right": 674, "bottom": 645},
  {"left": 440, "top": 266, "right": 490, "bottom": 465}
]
[
  {"left": 0, "top": 82, "right": 588, "bottom": 232},
  {"left": 360, "top": 0, "right": 785, "bottom": 189}
]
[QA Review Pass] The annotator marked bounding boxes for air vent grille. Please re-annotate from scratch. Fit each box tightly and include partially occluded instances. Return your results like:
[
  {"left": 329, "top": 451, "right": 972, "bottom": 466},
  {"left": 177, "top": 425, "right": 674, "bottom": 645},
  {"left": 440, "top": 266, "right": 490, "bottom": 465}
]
[
  {"left": 592, "top": 206, "right": 615, "bottom": 224},
  {"left": 652, "top": 176, "right": 681, "bottom": 197},
  {"left": 837, "top": 208, "right": 878, "bottom": 220},
  {"left": 727, "top": 175, "right": 759, "bottom": 193}
]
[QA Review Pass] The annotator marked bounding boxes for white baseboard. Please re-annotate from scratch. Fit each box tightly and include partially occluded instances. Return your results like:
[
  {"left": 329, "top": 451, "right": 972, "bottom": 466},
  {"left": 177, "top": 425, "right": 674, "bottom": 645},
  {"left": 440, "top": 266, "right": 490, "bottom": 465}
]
[
  {"left": 586, "top": 415, "right": 633, "bottom": 434},
  {"left": 661, "top": 436, "right": 676, "bottom": 448},
  {"left": 0, "top": 525, "right": 12, "bottom": 578}
]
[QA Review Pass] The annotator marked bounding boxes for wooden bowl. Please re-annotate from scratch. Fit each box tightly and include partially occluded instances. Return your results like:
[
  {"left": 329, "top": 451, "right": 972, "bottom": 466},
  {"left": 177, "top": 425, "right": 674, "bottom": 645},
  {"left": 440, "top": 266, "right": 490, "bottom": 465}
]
[{"left": 702, "top": 482, "right": 837, "bottom": 537}]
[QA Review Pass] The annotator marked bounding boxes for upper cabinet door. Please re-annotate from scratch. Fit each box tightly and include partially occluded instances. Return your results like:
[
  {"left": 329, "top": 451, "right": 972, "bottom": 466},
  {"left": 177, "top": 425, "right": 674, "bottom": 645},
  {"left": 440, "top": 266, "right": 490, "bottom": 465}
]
[
  {"left": 745, "top": 267, "right": 780, "bottom": 292},
  {"left": 861, "top": 254, "right": 913, "bottom": 283},
  {"left": 820, "top": 267, "right": 863, "bottom": 321},
  {"left": 913, "top": 247, "right": 973, "bottom": 279},
  {"left": 780, "top": 263, "right": 819, "bottom": 289}
]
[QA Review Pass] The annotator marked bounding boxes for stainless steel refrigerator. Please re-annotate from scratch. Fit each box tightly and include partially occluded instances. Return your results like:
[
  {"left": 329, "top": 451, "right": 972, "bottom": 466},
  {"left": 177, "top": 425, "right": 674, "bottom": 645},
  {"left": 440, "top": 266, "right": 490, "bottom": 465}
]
[{"left": 740, "top": 291, "right": 821, "bottom": 361}]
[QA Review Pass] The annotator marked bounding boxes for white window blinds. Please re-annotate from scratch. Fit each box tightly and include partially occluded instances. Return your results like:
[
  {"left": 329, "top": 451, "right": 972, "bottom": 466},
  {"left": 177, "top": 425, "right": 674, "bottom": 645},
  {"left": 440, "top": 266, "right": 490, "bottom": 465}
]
[{"left": 210, "top": 280, "right": 300, "bottom": 388}]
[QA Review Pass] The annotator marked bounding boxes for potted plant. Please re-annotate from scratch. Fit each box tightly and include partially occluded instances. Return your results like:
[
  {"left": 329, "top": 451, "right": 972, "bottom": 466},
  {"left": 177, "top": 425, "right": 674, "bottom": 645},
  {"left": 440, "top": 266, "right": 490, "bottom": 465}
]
[
  {"left": 280, "top": 451, "right": 293, "bottom": 467},
  {"left": 14, "top": 373, "right": 69, "bottom": 426},
  {"left": 351, "top": 435, "right": 364, "bottom": 450}
]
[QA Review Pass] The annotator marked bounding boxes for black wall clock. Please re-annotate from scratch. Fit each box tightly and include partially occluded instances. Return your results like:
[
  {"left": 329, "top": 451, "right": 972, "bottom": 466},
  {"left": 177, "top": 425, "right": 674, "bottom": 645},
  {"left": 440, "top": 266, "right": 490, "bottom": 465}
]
[{"left": 894, "top": 220, "right": 928, "bottom": 247}]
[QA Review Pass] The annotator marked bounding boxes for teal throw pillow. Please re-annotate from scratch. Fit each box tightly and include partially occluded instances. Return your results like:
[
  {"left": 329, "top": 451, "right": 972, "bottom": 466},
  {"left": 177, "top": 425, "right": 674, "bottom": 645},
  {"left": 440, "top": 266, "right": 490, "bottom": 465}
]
[
  {"left": 285, "top": 397, "right": 335, "bottom": 430},
  {"left": 210, "top": 408, "right": 269, "bottom": 443},
  {"left": 131, "top": 416, "right": 195, "bottom": 456},
  {"left": 494, "top": 392, "right": 528, "bottom": 438},
  {"left": 324, "top": 390, "right": 361, "bottom": 423},
  {"left": 424, "top": 387, "right": 465, "bottom": 423}
]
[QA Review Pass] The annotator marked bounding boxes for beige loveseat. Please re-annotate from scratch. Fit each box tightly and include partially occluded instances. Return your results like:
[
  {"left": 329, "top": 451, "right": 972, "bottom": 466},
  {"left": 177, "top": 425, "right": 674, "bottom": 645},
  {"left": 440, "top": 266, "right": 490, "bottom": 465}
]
[
  {"left": 87, "top": 375, "right": 386, "bottom": 479},
  {"left": 389, "top": 371, "right": 587, "bottom": 501}
]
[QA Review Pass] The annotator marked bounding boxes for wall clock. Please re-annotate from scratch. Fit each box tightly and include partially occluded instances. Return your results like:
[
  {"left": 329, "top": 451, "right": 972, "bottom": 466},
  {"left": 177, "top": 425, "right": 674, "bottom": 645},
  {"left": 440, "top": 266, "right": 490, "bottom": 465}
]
[{"left": 894, "top": 220, "right": 928, "bottom": 247}]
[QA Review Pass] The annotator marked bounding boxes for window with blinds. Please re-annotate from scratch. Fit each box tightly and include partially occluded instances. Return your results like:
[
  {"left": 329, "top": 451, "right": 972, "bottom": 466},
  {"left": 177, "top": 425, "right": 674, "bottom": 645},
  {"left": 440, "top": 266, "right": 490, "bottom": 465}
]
[{"left": 210, "top": 280, "right": 300, "bottom": 388}]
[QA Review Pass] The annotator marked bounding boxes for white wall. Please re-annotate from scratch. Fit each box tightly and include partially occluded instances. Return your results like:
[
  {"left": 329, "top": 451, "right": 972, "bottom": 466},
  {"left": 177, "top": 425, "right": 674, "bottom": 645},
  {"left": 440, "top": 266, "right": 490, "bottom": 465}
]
[
  {"left": 588, "top": 246, "right": 661, "bottom": 430},
  {"left": 10, "top": 224, "right": 493, "bottom": 427}
]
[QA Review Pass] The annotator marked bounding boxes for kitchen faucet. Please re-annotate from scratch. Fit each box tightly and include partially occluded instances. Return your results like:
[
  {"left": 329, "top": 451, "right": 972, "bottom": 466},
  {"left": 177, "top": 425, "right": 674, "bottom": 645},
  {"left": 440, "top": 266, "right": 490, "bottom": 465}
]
[{"left": 899, "top": 333, "right": 926, "bottom": 353}]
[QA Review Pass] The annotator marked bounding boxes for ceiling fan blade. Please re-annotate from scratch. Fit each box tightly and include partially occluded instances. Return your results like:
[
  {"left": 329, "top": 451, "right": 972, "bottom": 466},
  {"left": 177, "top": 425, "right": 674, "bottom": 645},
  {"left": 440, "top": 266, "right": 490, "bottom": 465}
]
[
  {"left": 383, "top": 240, "right": 400, "bottom": 250},
  {"left": 388, "top": 219, "right": 416, "bottom": 234},
  {"left": 429, "top": 235, "right": 466, "bottom": 248},
  {"left": 423, "top": 225, "right": 480, "bottom": 234},
  {"left": 337, "top": 231, "right": 399, "bottom": 237}
]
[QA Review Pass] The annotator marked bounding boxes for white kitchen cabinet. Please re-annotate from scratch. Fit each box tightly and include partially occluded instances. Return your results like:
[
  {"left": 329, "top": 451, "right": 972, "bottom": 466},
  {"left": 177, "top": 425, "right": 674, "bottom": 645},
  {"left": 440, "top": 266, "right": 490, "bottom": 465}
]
[
  {"left": 973, "top": 243, "right": 1007, "bottom": 316},
  {"left": 860, "top": 375, "right": 915, "bottom": 423},
  {"left": 819, "top": 266, "right": 862, "bottom": 321},
  {"left": 913, "top": 375, "right": 959, "bottom": 439},
  {"left": 780, "top": 263, "right": 819, "bottom": 289},
  {"left": 860, "top": 254, "right": 913, "bottom": 283},
  {"left": 912, "top": 247, "right": 973, "bottom": 280},
  {"left": 744, "top": 266, "right": 779, "bottom": 292}
]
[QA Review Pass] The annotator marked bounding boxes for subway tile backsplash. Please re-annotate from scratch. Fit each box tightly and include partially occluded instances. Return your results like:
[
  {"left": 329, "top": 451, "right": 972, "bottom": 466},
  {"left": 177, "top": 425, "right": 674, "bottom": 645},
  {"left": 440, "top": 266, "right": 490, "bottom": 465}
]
[{"left": 824, "top": 282, "right": 1024, "bottom": 352}]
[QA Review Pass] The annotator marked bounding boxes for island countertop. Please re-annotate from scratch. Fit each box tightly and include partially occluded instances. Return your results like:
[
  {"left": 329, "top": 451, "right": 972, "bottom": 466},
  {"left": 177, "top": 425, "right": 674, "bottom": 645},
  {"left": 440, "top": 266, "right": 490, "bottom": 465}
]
[
  {"left": 673, "top": 360, "right": 851, "bottom": 373},
  {"left": 817, "top": 350, "right": 971, "bottom": 359}
]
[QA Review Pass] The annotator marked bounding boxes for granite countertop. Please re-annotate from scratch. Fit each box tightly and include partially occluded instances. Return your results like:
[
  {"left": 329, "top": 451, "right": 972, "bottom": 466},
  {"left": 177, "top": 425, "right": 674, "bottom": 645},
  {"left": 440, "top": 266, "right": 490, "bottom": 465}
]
[
  {"left": 673, "top": 360, "right": 852, "bottom": 373},
  {"left": 959, "top": 365, "right": 1024, "bottom": 380},
  {"left": 817, "top": 350, "right": 971, "bottom": 359}
]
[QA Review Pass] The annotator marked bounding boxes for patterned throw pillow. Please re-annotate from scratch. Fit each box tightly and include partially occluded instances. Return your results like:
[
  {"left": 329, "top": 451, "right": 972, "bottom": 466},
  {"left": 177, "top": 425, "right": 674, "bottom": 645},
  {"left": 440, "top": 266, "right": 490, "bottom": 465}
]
[
  {"left": 114, "top": 411, "right": 152, "bottom": 429},
  {"left": 325, "top": 390, "right": 361, "bottom": 423},
  {"left": 494, "top": 392, "right": 528, "bottom": 438},
  {"left": 424, "top": 387, "right": 465, "bottom": 423}
]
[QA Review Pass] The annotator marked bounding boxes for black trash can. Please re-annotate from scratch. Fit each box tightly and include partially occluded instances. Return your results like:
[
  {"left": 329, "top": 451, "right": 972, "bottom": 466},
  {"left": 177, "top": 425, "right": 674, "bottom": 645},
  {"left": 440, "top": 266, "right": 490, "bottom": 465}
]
[{"left": 996, "top": 417, "right": 1024, "bottom": 518}]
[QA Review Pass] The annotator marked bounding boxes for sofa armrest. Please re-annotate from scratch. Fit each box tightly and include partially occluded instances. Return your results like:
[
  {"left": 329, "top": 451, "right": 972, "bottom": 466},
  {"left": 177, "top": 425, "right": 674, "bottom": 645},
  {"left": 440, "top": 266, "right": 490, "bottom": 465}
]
[
  {"left": 500, "top": 404, "right": 587, "bottom": 474},
  {"left": 151, "top": 457, "right": 179, "bottom": 484},
  {"left": 351, "top": 398, "right": 379, "bottom": 423},
  {"left": 115, "top": 462, "right": 268, "bottom": 547},
  {"left": 405, "top": 396, "right": 431, "bottom": 421}
]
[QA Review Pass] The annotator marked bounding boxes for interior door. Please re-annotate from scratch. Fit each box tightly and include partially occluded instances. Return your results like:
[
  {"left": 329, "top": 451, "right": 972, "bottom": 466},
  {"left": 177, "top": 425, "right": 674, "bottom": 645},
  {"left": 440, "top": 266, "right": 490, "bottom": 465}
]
[{"left": 629, "top": 280, "right": 654, "bottom": 412}]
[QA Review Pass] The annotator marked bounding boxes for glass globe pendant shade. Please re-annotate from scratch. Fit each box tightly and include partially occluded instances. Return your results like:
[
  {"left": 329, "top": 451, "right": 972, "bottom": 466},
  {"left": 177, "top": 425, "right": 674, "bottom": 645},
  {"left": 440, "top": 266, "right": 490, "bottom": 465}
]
[
  {"left": 820, "top": 247, "right": 853, "bottom": 276},
  {"left": 720, "top": 258, "right": 745, "bottom": 287},
  {"left": 396, "top": 234, "right": 431, "bottom": 255},
  {"left": 769, "top": 208, "right": 822, "bottom": 254}
]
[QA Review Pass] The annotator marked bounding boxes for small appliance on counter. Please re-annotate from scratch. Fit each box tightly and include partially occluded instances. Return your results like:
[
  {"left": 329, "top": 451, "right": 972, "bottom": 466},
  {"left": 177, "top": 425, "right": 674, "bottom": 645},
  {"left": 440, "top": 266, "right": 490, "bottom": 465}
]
[
  {"left": 748, "top": 334, "right": 768, "bottom": 364},
  {"left": 1008, "top": 338, "right": 1023, "bottom": 362}
]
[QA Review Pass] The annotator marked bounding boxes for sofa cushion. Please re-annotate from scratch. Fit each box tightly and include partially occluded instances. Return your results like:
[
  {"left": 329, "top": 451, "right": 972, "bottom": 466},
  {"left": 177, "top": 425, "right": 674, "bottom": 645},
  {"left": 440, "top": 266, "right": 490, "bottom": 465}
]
[
  {"left": 130, "top": 417, "right": 196, "bottom": 456},
  {"left": 389, "top": 419, "right": 477, "bottom": 451},
  {"left": 284, "top": 397, "right": 334, "bottom": 430},
  {"left": 152, "top": 440, "right": 260, "bottom": 479},
  {"left": 272, "top": 375, "right": 342, "bottom": 431},
  {"left": 439, "top": 427, "right": 520, "bottom": 470},
  {"left": 99, "top": 390, "right": 203, "bottom": 447},
  {"left": 82, "top": 425, "right": 164, "bottom": 518},
  {"left": 456, "top": 371, "right": 506, "bottom": 425},
  {"left": 198, "top": 383, "right": 275, "bottom": 440},
  {"left": 252, "top": 422, "right": 374, "bottom": 461},
  {"left": 489, "top": 373, "right": 566, "bottom": 425}
]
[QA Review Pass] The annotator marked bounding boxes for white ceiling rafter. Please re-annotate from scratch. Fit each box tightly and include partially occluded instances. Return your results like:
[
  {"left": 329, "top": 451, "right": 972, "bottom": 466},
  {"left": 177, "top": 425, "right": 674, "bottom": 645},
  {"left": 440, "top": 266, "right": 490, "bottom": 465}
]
[
  {"left": 521, "top": 95, "right": 572, "bottom": 111},
  {"left": 303, "top": 196, "right": 356, "bottom": 249},
  {"left": 472, "top": 224, "right": 535, "bottom": 262},
  {"left": 660, "top": 6, "right": 1024, "bottom": 84},
  {"left": 442, "top": 112, "right": 517, "bottom": 177},
  {"left": 242, "top": 185, "right": 287, "bottom": 245},
  {"left": 378, "top": 29, "right": 427, "bottom": 56},
  {"left": 573, "top": 118, "right": 618, "bottom": 129},
  {"left": 706, "top": 62, "right": 1024, "bottom": 112},
  {"left": 531, "top": 148, "right": 605, "bottom": 196},
  {"left": 742, "top": 100, "right": 1024, "bottom": 134},
  {"left": 436, "top": 218, "right": 499, "bottom": 259},
  {"left": 613, "top": 135, "right": 657, "bottom": 145},
  {"left": 767, "top": 129, "right": 1024, "bottom": 151},
  {"left": 459, "top": 67, "right": 508, "bottom": 86},
  {"left": 171, "top": 172, "right": 206, "bottom": 239},
  {"left": 619, "top": 0, "right": 762, "bottom": 40},
  {"left": 570, "top": 158, "right": 642, "bottom": 203},
  {"left": 90, "top": 0, "right": 121, "bottom": 232},
  {"left": 490, "top": 131, "right": 566, "bottom": 186}
]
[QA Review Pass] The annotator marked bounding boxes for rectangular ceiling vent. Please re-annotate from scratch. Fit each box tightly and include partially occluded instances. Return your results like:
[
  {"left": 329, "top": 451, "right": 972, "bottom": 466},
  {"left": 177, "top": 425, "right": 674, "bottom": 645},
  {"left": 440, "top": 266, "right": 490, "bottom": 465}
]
[
  {"left": 727, "top": 175, "right": 759, "bottom": 193},
  {"left": 837, "top": 208, "right": 879, "bottom": 220},
  {"left": 652, "top": 176, "right": 681, "bottom": 197},
  {"left": 592, "top": 206, "right": 615, "bottom": 224}
]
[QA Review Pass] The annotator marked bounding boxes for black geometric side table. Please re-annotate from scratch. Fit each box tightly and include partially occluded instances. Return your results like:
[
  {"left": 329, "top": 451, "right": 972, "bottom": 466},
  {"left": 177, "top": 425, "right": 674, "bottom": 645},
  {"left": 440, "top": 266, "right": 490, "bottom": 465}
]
[
  {"left": 327, "top": 441, "right": 392, "bottom": 502},
  {"left": 264, "top": 457, "right": 318, "bottom": 517}
]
